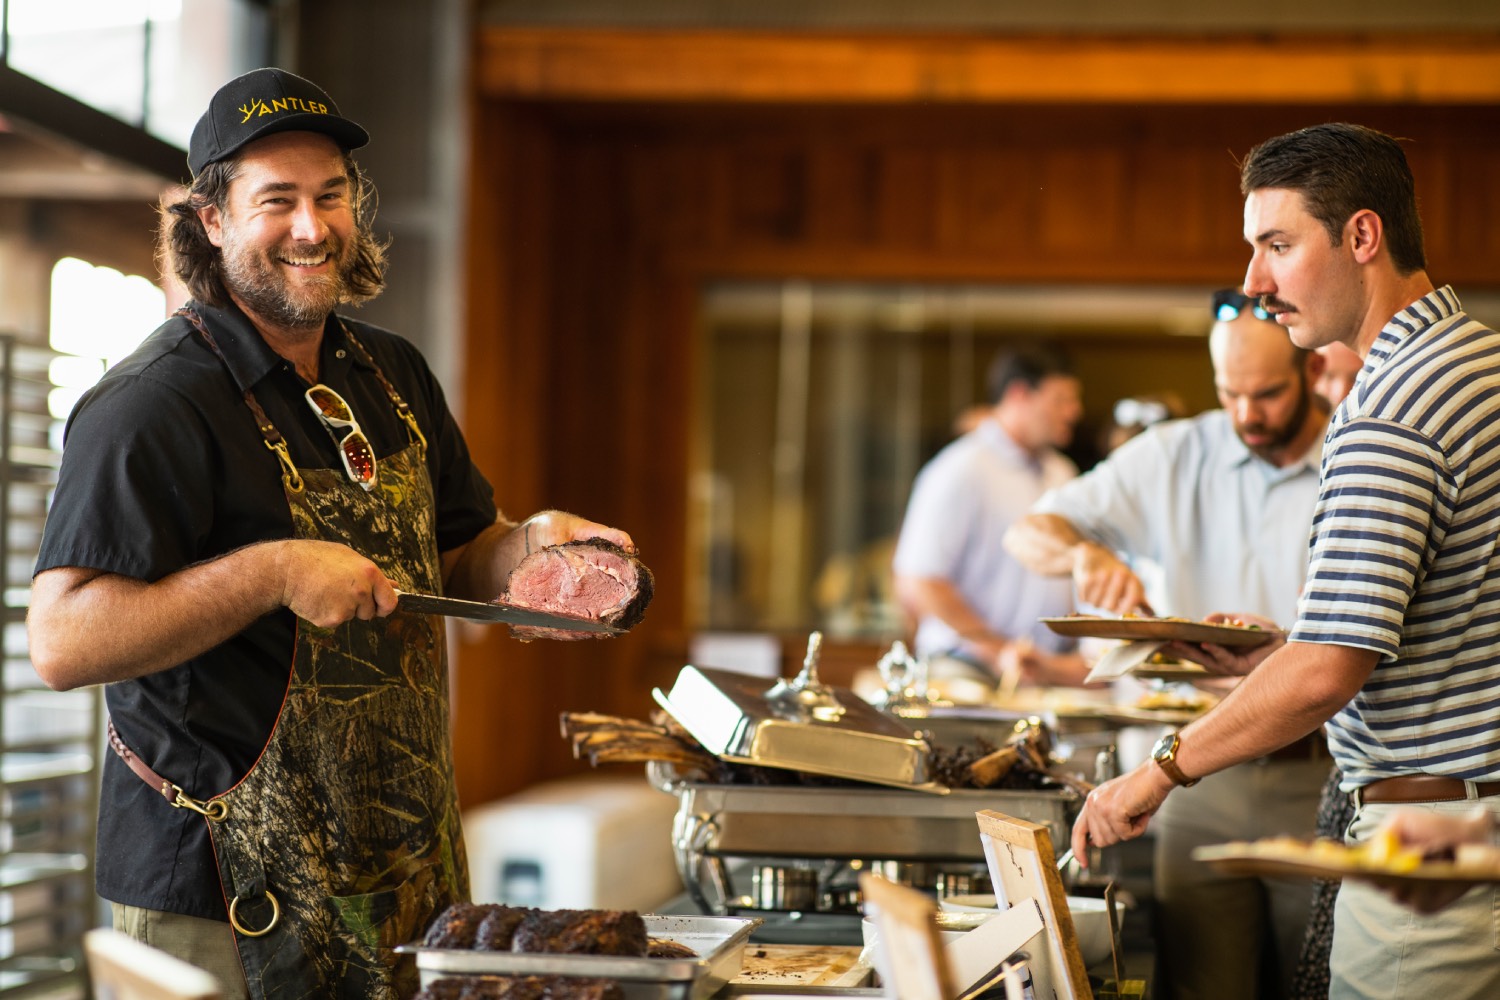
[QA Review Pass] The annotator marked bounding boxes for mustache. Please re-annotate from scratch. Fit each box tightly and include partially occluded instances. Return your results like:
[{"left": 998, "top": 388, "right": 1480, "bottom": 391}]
[{"left": 1261, "top": 294, "right": 1294, "bottom": 313}]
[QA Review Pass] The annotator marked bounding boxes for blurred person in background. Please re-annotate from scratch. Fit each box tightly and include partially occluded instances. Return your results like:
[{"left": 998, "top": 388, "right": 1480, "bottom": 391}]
[
  {"left": 1314, "top": 341, "right": 1364, "bottom": 408},
  {"left": 893, "top": 344, "right": 1091, "bottom": 694},
  {"left": 1005, "top": 289, "right": 1331, "bottom": 1000}
]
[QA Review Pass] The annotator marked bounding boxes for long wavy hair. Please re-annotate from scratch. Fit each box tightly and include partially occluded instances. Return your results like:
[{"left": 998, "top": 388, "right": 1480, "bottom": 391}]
[{"left": 157, "top": 150, "right": 389, "bottom": 308}]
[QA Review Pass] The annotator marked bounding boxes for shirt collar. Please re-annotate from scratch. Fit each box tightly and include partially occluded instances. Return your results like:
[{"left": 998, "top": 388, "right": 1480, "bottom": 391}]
[
  {"left": 1368, "top": 285, "right": 1463, "bottom": 368},
  {"left": 1215, "top": 409, "right": 1327, "bottom": 479},
  {"left": 976, "top": 418, "right": 1043, "bottom": 471},
  {"left": 187, "top": 302, "right": 368, "bottom": 392}
]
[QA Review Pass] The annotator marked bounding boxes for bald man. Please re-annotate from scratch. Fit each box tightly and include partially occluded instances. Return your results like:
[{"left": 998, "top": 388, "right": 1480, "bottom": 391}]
[{"left": 1004, "top": 289, "right": 1331, "bottom": 1000}]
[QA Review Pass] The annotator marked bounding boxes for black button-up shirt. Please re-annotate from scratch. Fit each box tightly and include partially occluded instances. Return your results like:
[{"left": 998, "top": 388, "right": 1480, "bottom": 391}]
[{"left": 35, "top": 301, "right": 496, "bottom": 918}]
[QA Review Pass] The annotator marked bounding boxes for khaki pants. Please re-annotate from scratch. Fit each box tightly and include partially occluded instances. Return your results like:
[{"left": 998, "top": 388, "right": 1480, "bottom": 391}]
[
  {"left": 111, "top": 903, "right": 249, "bottom": 1000},
  {"left": 1330, "top": 798, "right": 1500, "bottom": 1000},
  {"left": 1153, "top": 757, "right": 1328, "bottom": 1000}
]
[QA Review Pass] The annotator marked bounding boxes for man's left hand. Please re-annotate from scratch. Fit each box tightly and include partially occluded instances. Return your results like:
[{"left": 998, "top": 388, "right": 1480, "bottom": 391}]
[
  {"left": 518, "top": 510, "right": 636, "bottom": 556},
  {"left": 1070, "top": 761, "right": 1176, "bottom": 861}
]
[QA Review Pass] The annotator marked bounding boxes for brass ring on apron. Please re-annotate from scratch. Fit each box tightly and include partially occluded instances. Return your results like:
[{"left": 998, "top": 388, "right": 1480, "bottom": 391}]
[{"left": 229, "top": 890, "right": 281, "bottom": 937}]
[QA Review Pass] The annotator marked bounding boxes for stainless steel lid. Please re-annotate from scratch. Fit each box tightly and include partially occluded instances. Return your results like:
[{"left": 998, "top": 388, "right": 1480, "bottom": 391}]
[{"left": 652, "top": 632, "right": 944, "bottom": 792}]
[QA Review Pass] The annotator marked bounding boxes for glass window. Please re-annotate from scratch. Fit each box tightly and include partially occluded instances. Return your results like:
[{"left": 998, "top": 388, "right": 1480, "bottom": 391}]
[
  {"left": 691, "top": 282, "right": 1221, "bottom": 640},
  {"left": 48, "top": 257, "right": 162, "bottom": 421}
]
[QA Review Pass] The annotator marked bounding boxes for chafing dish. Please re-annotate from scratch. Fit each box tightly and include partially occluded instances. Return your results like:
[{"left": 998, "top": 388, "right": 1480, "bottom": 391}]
[{"left": 400, "top": 914, "right": 761, "bottom": 1000}]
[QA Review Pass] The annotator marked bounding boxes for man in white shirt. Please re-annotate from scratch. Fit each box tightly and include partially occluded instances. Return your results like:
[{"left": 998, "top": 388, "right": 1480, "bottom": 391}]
[
  {"left": 893, "top": 345, "right": 1089, "bottom": 689},
  {"left": 1004, "top": 294, "right": 1331, "bottom": 1000}
]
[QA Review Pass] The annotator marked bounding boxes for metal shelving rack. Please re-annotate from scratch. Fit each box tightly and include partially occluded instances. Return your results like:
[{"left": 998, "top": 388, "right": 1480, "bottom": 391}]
[{"left": 0, "top": 334, "right": 96, "bottom": 1000}]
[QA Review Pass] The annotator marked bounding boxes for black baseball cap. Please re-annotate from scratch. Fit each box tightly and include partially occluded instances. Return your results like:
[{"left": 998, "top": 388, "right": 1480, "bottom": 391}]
[{"left": 187, "top": 67, "right": 369, "bottom": 176}]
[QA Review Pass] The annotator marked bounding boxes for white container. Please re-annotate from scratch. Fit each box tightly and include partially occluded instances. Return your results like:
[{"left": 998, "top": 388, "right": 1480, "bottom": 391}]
[
  {"left": 463, "top": 775, "right": 682, "bottom": 911},
  {"left": 938, "top": 894, "right": 1114, "bottom": 968}
]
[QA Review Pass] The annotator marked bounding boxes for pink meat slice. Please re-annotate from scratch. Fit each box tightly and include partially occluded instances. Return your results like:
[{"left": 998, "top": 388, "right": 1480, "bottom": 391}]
[{"left": 500, "top": 539, "right": 654, "bottom": 641}]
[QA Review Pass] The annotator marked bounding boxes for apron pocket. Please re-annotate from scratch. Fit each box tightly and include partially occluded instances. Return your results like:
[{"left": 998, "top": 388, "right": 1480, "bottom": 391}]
[{"left": 327, "top": 862, "right": 442, "bottom": 971}]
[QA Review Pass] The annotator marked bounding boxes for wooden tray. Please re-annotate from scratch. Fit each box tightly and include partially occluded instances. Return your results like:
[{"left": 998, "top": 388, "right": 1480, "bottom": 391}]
[
  {"left": 1193, "top": 842, "right": 1500, "bottom": 883},
  {"left": 1041, "top": 616, "right": 1276, "bottom": 647}
]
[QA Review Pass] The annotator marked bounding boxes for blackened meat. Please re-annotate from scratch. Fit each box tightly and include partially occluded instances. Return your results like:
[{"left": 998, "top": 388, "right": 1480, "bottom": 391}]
[
  {"left": 412, "top": 976, "right": 623, "bottom": 1000},
  {"left": 474, "top": 905, "right": 534, "bottom": 950},
  {"left": 501, "top": 540, "right": 654, "bottom": 641},
  {"left": 510, "top": 909, "right": 648, "bottom": 956},
  {"left": 646, "top": 938, "right": 698, "bottom": 959},
  {"left": 424, "top": 903, "right": 499, "bottom": 949}
]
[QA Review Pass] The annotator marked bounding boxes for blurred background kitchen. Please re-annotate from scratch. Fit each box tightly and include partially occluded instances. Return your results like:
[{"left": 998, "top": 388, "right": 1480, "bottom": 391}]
[{"left": 4, "top": 1, "right": 1500, "bottom": 994}]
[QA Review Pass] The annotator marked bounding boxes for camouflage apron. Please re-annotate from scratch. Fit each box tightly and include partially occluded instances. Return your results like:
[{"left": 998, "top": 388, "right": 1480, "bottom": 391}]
[{"left": 188, "top": 313, "right": 468, "bottom": 999}]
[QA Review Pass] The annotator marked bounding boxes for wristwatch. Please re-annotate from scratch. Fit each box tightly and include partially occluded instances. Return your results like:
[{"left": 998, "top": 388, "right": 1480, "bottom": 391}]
[{"left": 1151, "top": 732, "right": 1200, "bottom": 787}]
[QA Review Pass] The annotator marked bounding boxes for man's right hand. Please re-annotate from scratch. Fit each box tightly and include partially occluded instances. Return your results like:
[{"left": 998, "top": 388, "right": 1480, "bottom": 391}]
[
  {"left": 1071, "top": 541, "right": 1152, "bottom": 615},
  {"left": 276, "top": 540, "right": 398, "bottom": 628}
]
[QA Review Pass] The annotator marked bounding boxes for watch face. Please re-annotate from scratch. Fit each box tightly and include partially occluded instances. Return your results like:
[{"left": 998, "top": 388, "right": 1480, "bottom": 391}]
[{"left": 1152, "top": 733, "right": 1175, "bottom": 760}]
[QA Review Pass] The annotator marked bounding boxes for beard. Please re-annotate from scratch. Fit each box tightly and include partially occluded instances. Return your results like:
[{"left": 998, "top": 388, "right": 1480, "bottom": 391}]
[
  {"left": 220, "top": 231, "right": 356, "bottom": 329},
  {"left": 1235, "top": 372, "right": 1312, "bottom": 462}
]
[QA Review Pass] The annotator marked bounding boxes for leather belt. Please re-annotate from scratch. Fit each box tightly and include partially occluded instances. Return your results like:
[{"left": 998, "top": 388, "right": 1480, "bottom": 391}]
[
  {"left": 1262, "top": 731, "right": 1328, "bottom": 763},
  {"left": 1356, "top": 774, "right": 1500, "bottom": 805}
]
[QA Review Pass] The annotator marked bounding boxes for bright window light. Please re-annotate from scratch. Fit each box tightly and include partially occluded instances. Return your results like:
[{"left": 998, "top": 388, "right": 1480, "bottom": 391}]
[
  {"left": 48, "top": 257, "right": 165, "bottom": 419},
  {"left": 6, "top": 0, "right": 179, "bottom": 36}
]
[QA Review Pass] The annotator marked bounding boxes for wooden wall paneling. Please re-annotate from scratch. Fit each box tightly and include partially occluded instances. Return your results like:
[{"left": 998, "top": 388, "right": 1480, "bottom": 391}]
[
  {"left": 480, "top": 29, "right": 1500, "bottom": 106},
  {"left": 454, "top": 103, "right": 580, "bottom": 807}
]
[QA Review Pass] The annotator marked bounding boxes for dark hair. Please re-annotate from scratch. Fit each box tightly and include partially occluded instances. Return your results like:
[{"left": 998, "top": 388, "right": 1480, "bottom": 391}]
[
  {"left": 1240, "top": 123, "right": 1426, "bottom": 275},
  {"left": 985, "top": 344, "right": 1074, "bottom": 405},
  {"left": 156, "top": 151, "right": 388, "bottom": 307}
]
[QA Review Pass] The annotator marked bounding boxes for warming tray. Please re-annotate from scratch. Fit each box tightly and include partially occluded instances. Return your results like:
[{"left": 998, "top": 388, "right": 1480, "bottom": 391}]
[
  {"left": 653, "top": 664, "right": 943, "bottom": 793},
  {"left": 667, "top": 780, "right": 1079, "bottom": 862},
  {"left": 400, "top": 913, "right": 762, "bottom": 1000}
]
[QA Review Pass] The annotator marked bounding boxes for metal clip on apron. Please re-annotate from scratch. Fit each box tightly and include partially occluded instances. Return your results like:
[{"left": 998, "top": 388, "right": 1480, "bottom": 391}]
[{"left": 109, "top": 310, "right": 466, "bottom": 1000}]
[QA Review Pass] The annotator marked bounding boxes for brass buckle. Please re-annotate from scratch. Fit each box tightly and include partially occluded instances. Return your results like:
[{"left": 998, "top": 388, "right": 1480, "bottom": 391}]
[
  {"left": 165, "top": 783, "right": 229, "bottom": 821},
  {"left": 399, "top": 406, "right": 427, "bottom": 457},
  {"left": 264, "top": 438, "right": 305, "bottom": 493},
  {"left": 228, "top": 890, "right": 280, "bottom": 937}
]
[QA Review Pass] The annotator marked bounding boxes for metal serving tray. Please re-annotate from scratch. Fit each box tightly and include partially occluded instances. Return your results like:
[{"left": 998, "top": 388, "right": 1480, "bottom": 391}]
[
  {"left": 669, "top": 781, "right": 1079, "bottom": 863},
  {"left": 653, "top": 666, "right": 942, "bottom": 792},
  {"left": 399, "top": 913, "right": 761, "bottom": 1000}
]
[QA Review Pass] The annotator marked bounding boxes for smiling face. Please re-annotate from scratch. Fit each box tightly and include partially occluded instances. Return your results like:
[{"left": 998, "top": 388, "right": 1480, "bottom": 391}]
[
  {"left": 1242, "top": 187, "right": 1364, "bottom": 352},
  {"left": 197, "top": 131, "right": 356, "bottom": 331}
]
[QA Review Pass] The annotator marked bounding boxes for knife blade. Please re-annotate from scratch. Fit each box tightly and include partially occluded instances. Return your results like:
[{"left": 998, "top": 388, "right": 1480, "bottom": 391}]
[{"left": 394, "top": 590, "right": 623, "bottom": 634}]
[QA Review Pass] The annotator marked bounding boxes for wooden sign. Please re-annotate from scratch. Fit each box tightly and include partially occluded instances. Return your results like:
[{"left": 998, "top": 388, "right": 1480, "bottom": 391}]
[
  {"left": 860, "top": 872, "right": 954, "bottom": 1000},
  {"left": 975, "top": 809, "right": 1094, "bottom": 1000}
]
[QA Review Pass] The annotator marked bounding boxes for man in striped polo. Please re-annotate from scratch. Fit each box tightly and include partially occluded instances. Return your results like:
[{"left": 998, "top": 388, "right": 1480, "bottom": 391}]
[{"left": 1070, "top": 122, "right": 1500, "bottom": 999}]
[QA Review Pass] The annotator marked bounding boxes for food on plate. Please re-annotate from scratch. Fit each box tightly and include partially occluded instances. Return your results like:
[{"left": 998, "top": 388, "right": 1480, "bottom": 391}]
[
  {"left": 1136, "top": 689, "right": 1217, "bottom": 712},
  {"left": 1218, "top": 831, "right": 1425, "bottom": 874},
  {"left": 500, "top": 539, "right": 654, "bottom": 641},
  {"left": 423, "top": 904, "right": 651, "bottom": 957},
  {"left": 413, "top": 976, "right": 623, "bottom": 1000}
]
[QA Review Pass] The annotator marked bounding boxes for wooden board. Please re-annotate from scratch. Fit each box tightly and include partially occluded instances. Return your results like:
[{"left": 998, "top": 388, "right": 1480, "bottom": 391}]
[
  {"left": 1041, "top": 616, "right": 1275, "bottom": 647},
  {"left": 975, "top": 810, "right": 1094, "bottom": 1000},
  {"left": 860, "top": 874, "right": 953, "bottom": 1000},
  {"left": 84, "top": 929, "right": 222, "bottom": 1000},
  {"left": 731, "top": 944, "right": 872, "bottom": 988},
  {"left": 1194, "top": 841, "right": 1500, "bottom": 884}
]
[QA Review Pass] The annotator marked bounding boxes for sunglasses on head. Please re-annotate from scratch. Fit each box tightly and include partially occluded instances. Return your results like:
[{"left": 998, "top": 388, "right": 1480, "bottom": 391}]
[
  {"left": 305, "top": 384, "right": 377, "bottom": 490},
  {"left": 1213, "top": 288, "right": 1271, "bottom": 322}
]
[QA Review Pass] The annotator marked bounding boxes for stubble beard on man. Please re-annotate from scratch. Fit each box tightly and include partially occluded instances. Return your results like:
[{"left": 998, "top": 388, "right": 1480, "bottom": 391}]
[
  {"left": 220, "top": 234, "right": 355, "bottom": 330},
  {"left": 1236, "top": 372, "right": 1312, "bottom": 463}
]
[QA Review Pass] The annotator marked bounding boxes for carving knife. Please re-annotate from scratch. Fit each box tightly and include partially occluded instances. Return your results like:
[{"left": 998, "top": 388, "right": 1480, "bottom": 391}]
[{"left": 394, "top": 590, "right": 624, "bottom": 634}]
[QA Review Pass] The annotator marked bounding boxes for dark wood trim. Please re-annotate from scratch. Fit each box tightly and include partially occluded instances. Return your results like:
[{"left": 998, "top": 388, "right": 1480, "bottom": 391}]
[{"left": 480, "top": 28, "right": 1500, "bottom": 105}]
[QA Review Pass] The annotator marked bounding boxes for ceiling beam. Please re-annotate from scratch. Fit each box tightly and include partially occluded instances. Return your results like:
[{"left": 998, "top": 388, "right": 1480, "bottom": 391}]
[
  {"left": 479, "top": 28, "right": 1500, "bottom": 104},
  {"left": 0, "top": 67, "right": 186, "bottom": 182}
]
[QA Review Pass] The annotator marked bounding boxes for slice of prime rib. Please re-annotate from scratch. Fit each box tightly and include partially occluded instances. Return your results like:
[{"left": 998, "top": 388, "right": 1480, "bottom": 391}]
[{"left": 500, "top": 539, "right": 654, "bottom": 641}]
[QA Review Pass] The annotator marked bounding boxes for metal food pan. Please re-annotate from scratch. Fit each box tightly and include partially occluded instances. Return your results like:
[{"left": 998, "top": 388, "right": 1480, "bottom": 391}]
[
  {"left": 653, "top": 666, "right": 943, "bottom": 792},
  {"left": 672, "top": 782, "right": 1079, "bottom": 862},
  {"left": 400, "top": 913, "right": 762, "bottom": 1000}
]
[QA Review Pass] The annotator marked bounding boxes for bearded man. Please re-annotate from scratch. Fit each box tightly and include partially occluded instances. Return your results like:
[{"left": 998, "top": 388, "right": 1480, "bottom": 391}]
[
  {"left": 28, "top": 68, "right": 634, "bottom": 1000},
  {"left": 1004, "top": 289, "right": 1331, "bottom": 1000}
]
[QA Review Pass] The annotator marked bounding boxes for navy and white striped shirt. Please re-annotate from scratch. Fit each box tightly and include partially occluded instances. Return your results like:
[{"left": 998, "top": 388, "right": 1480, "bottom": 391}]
[{"left": 1290, "top": 286, "right": 1500, "bottom": 788}]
